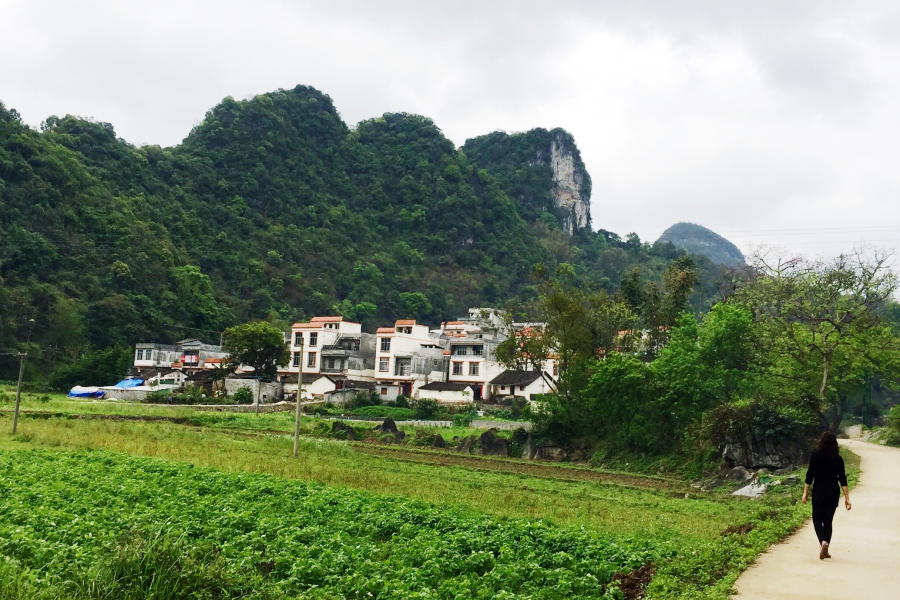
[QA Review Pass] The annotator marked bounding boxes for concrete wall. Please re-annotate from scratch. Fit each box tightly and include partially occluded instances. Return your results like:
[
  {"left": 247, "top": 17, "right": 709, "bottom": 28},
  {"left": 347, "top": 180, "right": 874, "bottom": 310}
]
[
  {"left": 224, "top": 379, "right": 283, "bottom": 402},
  {"left": 416, "top": 387, "right": 474, "bottom": 404}
]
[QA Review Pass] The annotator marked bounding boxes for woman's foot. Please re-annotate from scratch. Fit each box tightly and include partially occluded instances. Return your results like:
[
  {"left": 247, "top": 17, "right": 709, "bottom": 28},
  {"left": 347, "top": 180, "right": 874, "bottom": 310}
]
[
  {"left": 819, "top": 541, "right": 829, "bottom": 560},
  {"left": 823, "top": 542, "right": 831, "bottom": 558}
]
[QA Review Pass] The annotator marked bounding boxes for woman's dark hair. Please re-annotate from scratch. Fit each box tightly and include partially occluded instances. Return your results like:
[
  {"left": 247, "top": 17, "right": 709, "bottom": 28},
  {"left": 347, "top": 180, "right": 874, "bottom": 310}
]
[{"left": 817, "top": 430, "right": 840, "bottom": 457}]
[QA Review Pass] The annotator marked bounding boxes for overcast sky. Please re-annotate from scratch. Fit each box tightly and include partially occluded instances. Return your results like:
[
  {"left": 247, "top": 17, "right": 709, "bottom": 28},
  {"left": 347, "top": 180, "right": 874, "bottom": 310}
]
[{"left": 4, "top": 0, "right": 900, "bottom": 258}]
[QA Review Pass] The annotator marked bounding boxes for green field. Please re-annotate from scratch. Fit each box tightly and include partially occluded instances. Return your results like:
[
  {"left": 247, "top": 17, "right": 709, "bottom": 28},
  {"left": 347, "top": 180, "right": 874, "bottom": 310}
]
[{"left": 0, "top": 396, "right": 855, "bottom": 599}]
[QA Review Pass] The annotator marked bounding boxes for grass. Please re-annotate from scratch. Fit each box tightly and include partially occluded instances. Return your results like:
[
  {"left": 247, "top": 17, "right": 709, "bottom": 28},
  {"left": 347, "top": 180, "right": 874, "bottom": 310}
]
[
  {"left": 0, "top": 412, "right": 851, "bottom": 599},
  {"left": 0, "top": 387, "right": 865, "bottom": 599}
]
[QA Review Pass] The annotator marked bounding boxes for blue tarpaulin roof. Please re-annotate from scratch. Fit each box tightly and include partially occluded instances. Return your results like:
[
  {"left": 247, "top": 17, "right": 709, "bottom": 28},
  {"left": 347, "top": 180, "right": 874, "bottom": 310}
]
[{"left": 113, "top": 378, "right": 145, "bottom": 389}]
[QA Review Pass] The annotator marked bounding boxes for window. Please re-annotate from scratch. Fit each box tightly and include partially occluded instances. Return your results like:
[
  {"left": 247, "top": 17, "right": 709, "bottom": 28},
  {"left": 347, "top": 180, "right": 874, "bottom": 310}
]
[
  {"left": 136, "top": 349, "right": 144, "bottom": 360},
  {"left": 380, "top": 338, "right": 391, "bottom": 352},
  {"left": 294, "top": 332, "right": 303, "bottom": 346},
  {"left": 553, "top": 364, "right": 559, "bottom": 377},
  {"left": 452, "top": 362, "right": 463, "bottom": 375},
  {"left": 379, "top": 358, "right": 389, "bottom": 372},
  {"left": 520, "top": 385, "right": 526, "bottom": 392},
  {"left": 309, "top": 332, "right": 318, "bottom": 347},
  {"left": 307, "top": 352, "right": 316, "bottom": 368},
  {"left": 293, "top": 352, "right": 301, "bottom": 367},
  {"left": 500, "top": 385, "right": 506, "bottom": 391},
  {"left": 453, "top": 346, "right": 468, "bottom": 356},
  {"left": 473, "top": 345, "right": 483, "bottom": 356},
  {"left": 381, "top": 387, "right": 388, "bottom": 395},
  {"left": 469, "top": 362, "right": 479, "bottom": 376}
]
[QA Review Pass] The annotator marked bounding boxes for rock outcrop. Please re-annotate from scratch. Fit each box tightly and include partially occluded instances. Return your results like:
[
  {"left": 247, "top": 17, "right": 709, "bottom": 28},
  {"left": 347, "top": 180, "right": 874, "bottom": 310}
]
[
  {"left": 331, "top": 421, "right": 357, "bottom": 441},
  {"left": 547, "top": 134, "right": 590, "bottom": 234},
  {"left": 478, "top": 429, "right": 509, "bottom": 456},
  {"left": 462, "top": 127, "right": 591, "bottom": 235}
]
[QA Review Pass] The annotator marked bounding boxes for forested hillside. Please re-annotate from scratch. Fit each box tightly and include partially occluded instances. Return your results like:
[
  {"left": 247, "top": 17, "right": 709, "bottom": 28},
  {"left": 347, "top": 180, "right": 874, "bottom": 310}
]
[{"left": 0, "top": 85, "right": 731, "bottom": 382}]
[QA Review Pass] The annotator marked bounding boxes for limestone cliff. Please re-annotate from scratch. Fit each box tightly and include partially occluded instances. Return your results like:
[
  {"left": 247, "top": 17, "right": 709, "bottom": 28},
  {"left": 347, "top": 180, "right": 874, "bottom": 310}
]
[
  {"left": 546, "top": 132, "right": 590, "bottom": 234},
  {"left": 462, "top": 127, "right": 592, "bottom": 234}
]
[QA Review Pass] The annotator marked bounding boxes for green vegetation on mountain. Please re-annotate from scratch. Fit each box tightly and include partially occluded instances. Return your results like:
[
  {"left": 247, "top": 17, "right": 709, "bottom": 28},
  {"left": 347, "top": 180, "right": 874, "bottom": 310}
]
[
  {"left": 462, "top": 127, "right": 591, "bottom": 229},
  {"left": 0, "top": 86, "right": 731, "bottom": 384},
  {"left": 657, "top": 222, "right": 745, "bottom": 267}
]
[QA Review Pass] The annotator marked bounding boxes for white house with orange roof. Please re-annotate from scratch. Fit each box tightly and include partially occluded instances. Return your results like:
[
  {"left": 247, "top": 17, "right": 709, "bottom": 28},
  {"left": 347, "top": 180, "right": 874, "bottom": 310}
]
[
  {"left": 286, "top": 316, "right": 376, "bottom": 398},
  {"left": 374, "top": 319, "right": 447, "bottom": 398}
]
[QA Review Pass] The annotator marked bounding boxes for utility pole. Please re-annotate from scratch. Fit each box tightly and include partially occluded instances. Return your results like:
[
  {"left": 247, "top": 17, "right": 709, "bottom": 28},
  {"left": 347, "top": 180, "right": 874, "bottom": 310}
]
[
  {"left": 12, "top": 352, "right": 26, "bottom": 435},
  {"left": 12, "top": 318, "right": 34, "bottom": 435},
  {"left": 293, "top": 336, "right": 304, "bottom": 457}
]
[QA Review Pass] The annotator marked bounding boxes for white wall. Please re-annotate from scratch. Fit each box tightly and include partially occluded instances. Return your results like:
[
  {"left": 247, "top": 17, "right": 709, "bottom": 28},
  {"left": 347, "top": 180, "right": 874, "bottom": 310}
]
[{"left": 416, "top": 387, "right": 474, "bottom": 404}]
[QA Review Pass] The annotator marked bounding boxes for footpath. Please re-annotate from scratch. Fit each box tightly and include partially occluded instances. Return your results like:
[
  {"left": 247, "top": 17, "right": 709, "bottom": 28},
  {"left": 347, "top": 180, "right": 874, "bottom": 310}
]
[{"left": 733, "top": 439, "right": 900, "bottom": 599}]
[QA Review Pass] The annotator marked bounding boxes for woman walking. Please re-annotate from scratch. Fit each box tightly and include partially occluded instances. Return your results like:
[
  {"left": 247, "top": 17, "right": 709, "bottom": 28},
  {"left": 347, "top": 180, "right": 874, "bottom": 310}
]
[{"left": 802, "top": 430, "right": 851, "bottom": 560}]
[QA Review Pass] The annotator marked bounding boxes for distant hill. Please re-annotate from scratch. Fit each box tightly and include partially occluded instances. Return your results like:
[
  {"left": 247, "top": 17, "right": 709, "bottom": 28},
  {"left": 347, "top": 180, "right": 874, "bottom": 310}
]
[{"left": 657, "top": 223, "right": 745, "bottom": 267}]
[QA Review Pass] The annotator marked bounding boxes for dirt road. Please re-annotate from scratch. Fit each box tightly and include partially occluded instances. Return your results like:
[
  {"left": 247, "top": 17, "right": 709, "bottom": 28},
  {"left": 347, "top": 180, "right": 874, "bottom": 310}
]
[{"left": 733, "top": 439, "right": 900, "bottom": 599}]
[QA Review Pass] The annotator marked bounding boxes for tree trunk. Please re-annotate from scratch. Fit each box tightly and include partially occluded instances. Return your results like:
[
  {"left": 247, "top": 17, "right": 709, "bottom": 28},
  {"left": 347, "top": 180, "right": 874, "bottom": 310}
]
[
  {"left": 830, "top": 397, "right": 845, "bottom": 433},
  {"left": 819, "top": 355, "right": 831, "bottom": 404}
]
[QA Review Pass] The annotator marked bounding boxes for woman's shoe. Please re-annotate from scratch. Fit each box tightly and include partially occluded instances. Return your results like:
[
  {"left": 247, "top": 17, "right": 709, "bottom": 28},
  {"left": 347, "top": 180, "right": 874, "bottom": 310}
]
[
  {"left": 823, "top": 542, "right": 831, "bottom": 558},
  {"left": 819, "top": 541, "right": 829, "bottom": 560}
]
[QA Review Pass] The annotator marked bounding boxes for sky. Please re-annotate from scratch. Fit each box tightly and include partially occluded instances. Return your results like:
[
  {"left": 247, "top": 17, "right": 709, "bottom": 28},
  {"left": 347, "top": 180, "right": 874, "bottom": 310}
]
[{"left": 3, "top": 0, "right": 900, "bottom": 259}]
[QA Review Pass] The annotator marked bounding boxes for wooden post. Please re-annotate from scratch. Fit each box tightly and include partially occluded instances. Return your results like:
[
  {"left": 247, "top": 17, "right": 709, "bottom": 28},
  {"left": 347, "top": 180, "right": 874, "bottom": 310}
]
[
  {"left": 12, "top": 352, "right": 26, "bottom": 435},
  {"left": 293, "top": 337, "right": 304, "bottom": 457}
]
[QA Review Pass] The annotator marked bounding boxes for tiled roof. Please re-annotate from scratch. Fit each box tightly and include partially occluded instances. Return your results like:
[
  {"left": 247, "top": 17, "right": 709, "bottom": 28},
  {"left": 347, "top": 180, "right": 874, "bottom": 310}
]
[
  {"left": 418, "top": 381, "right": 473, "bottom": 392},
  {"left": 395, "top": 319, "right": 416, "bottom": 326},
  {"left": 444, "top": 321, "right": 464, "bottom": 326},
  {"left": 490, "top": 370, "right": 545, "bottom": 386},
  {"left": 376, "top": 327, "right": 394, "bottom": 334},
  {"left": 310, "top": 316, "right": 343, "bottom": 323},
  {"left": 292, "top": 322, "right": 321, "bottom": 329}
]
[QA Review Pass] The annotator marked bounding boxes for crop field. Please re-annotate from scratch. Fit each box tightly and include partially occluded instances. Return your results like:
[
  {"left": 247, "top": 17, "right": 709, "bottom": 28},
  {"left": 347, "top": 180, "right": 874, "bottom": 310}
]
[{"left": 0, "top": 409, "right": 859, "bottom": 599}]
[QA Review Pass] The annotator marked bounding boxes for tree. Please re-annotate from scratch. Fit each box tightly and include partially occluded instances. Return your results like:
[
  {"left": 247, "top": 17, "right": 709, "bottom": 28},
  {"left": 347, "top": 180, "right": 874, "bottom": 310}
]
[
  {"left": 736, "top": 248, "right": 900, "bottom": 429},
  {"left": 222, "top": 321, "right": 289, "bottom": 380}
]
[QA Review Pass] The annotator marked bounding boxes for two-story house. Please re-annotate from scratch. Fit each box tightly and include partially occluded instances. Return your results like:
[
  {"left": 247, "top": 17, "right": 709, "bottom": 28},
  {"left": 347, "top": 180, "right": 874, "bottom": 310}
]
[
  {"left": 374, "top": 320, "right": 447, "bottom": 398},
  {"left": 133, "top": 339, "right": 228, "bottom": 377}
]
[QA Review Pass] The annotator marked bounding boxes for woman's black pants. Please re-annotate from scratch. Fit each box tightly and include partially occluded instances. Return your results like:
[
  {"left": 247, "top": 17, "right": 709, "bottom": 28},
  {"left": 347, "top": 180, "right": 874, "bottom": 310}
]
[{"left": 812, "top": 498, "right": 838, "bottom": 544}]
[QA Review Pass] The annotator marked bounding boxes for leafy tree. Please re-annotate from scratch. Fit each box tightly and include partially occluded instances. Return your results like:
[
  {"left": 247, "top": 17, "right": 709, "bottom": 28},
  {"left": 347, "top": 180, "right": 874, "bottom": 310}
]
[
  {"left": 222, "top": 321, "right": 289, "bottom": 380},
  {"left": 736, "top": 248, "right": 900, "bottom": 429}
]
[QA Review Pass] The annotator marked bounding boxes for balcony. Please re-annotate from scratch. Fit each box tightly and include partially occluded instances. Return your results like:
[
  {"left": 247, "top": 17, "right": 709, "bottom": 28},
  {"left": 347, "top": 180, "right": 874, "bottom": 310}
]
[
  {"left": 321, "top": 346, "right": 353, "bottom": 357},
  {"left": 394, "top": 359, "right": 412, "bottom": 377}
]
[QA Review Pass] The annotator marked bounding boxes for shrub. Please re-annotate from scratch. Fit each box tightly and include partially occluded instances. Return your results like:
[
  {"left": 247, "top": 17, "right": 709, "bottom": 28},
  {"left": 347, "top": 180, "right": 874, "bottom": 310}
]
[
  {"left": 232, "top": 387, "right": 254, "bottom": 405},
  {"left": 144, "top": 390, "right": 170, "bottom": 403},
  {"left": 352, "top": 405, "right": 415, "bottom": 420},
  {"left": 351, "top": 390, "right": 380, "bottom": 408},
  {"left": 414, "top": 398, "right": 439, "bottom": 420},
  {"left": 392, "top": 394, "right": 409, "bottom": 408}
]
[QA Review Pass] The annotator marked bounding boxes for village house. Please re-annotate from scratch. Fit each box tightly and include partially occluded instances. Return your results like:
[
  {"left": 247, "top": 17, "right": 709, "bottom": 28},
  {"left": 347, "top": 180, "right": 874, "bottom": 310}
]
[
  {"left": 374, "top": 320, "right": 447, "bottom": 398},
  {"left": 288, "top": 316, "right": 376, "bottom": 381},
  {"left": 133, "top": 339, "right": 228, "bottom": 377},
  {"left": 441, "top": 309, "right": 510, "bottom": 401},
  {"left": 488, "top": 370, "right": 557, "bottom": 401},
  {"left": 415, "top": 381, "right": 476, "bottom": 406}
]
